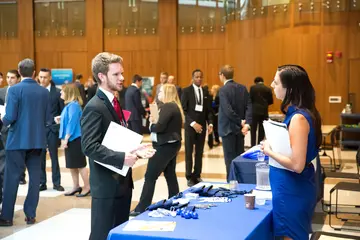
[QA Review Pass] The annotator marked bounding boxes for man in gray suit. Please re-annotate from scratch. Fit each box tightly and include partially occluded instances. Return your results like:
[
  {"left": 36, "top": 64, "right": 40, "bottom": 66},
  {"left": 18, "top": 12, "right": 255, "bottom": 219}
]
[{"left": 155, "top": 72, "right": 168, "bottom": 104}]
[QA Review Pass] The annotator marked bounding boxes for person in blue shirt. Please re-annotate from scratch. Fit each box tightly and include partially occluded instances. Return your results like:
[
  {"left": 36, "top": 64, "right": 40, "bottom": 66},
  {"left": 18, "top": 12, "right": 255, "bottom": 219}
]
[
  {"left": 58, "top": 84, "right": 90, "bottom": 197},
  {"left": 261, "top": 65, "right": 322, "bottom": 240}
]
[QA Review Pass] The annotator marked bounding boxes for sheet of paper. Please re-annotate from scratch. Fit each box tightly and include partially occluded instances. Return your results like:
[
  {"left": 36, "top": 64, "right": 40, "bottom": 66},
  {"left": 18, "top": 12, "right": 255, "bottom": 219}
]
[
  {"left": 94, "top": 121, "right": 143, "bottom": 176},
  {"left": 123, "top": 220, "right": 176, "bottom": 232},
  {"left": 0, "top": 105, "right": 5, "bottom": 117},
  {"left": 149, "top": 103, "right": 159, "bottom": 123},
  {"left": 262, "top": 120, "right": 293, "bottom": 171},
  {"left": 122, "top": 110, "right": 131, "bottom": 122}
]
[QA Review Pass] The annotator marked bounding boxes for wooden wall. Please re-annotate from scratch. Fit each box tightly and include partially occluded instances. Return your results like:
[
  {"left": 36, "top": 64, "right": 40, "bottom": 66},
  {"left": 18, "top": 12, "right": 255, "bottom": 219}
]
[{"left": 0, "top": 0, "right": 359, "bottom": 124}]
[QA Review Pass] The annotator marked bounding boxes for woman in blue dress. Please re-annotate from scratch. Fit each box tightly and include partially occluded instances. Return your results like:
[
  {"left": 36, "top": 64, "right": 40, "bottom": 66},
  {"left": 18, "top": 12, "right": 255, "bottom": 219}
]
[{"left": 261, "top": 65, "right": 322, "bottom": 240}]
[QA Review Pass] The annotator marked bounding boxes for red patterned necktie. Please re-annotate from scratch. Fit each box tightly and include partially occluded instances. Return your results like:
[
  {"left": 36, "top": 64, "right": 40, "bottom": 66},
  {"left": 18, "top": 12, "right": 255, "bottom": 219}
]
[{"left": 112, "top": 97, "right": 123, "bottom": 122}]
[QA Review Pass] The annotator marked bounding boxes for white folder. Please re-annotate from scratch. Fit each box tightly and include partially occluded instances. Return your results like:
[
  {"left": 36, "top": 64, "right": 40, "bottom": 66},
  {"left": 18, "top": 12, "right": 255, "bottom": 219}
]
[
  {"left": 94, "top": 121, "right": 143, "bottom": 176},
  {"left": 262, "top": 120, "right": 293, "bottom": 172}
]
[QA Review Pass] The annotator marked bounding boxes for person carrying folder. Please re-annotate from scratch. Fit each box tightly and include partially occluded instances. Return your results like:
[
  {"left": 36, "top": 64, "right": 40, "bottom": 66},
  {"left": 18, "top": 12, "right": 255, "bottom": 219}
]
[
  {"left": 81, "top": 53, "right": 154, "bottom": 240},
  {"left": 260, "top": 65, "right": 322, "bottom": 240}
]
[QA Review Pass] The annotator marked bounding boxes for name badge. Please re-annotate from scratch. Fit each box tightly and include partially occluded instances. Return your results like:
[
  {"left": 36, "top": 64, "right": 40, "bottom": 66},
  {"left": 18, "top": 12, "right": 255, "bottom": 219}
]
[{"left": 195, "top": 104, "right": 203, "bottom": 112}]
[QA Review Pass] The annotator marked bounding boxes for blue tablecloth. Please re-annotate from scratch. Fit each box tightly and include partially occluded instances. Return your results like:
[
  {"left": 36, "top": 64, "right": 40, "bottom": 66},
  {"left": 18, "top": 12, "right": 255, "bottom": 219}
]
[
  {"left": 107, "top": 184, "right": 273, "bottom": 240},
  {"left": 228, "top": 156, "right": 258, "bottom": 184},
  {"left": 229, "top": 155, "right": 324, "bottom": 202}
]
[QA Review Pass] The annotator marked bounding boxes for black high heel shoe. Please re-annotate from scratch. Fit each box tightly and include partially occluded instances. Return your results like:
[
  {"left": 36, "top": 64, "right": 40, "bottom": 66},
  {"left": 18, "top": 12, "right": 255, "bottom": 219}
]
[
  {"left": 64, "top": 187, "right": 82, "bottom": 196},
  {"left": 76, "top": 190, "right": 91, "bottom": 198}
]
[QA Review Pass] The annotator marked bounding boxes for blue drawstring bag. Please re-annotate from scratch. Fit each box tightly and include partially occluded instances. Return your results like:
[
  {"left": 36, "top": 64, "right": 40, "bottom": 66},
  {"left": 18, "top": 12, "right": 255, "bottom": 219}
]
[{"left": 241, "top": 145, "right": 269, "bottom": 160}]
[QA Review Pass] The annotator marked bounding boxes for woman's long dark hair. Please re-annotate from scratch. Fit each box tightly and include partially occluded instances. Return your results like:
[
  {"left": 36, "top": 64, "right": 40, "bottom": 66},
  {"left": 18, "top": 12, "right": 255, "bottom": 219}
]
[{"left": 278, "top": 65, "right": 322, "bottom": 148}]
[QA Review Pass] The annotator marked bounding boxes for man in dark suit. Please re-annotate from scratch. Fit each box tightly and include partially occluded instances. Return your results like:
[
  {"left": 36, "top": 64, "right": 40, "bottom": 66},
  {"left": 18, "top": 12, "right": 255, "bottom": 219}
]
[
  {"left": 0, "top": 58, "right": 50, "bottom": 226},
  {"left": 218, "top": 65, "right": 252, "bottom": 181},
  {"left": 181, "top": 69, "right": 213, "bottom": 187},
  {"left": 81, "top": 52, "right": 143, "bottom": 240},
  {"left": 249, "top": 77, "right": 273, "bottom": 146},
  {"left": 86, "top": 77, "right": 98, "bottom": 103},
  {"left": 0, "top": 70, "right": 21, "bottom": 207},
  {"left": 125, "top": 74, "right": 147, "bottom": 135},
  {"left": 168, "top": 75, "right": 182, "bottom": 99},
  {"left": 38, "top": 68, "right": 65, "bottom": 192},
  {"left": 75, "top": 74, "right": 87, "bottom": 107}
]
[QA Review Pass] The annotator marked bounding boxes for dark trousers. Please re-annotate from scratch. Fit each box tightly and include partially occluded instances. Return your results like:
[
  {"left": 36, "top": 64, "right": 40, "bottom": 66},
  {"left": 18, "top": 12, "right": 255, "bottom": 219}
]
[
  {"left": 89, "top": 189, "right": 132, "bottom": 240},
  {"left": 222, "top": 133, "right": 245, "bottom": 182},
  {"left": 128, "top": 120, "right": 143, "bottom": 135},
  {"left": 0, "top": 149, "right": 5, "bottom": 204},
  {"left": 185, "top": 126, "right": 206, "bottom": 180},
  {"left": 40, "top": 128, "right": 61, "bottom": 186},
  {"left": 250, "top": 114, "right": 267, "bottom": 147},
  {"left": 1, "top": 149, "right": 42, "bottom": 220},
  {"left": 135, "top": 141, "right": 181, "bottom": 213},
  {"left": 208, "top": 115, "right": 220, "bottom": 147}
]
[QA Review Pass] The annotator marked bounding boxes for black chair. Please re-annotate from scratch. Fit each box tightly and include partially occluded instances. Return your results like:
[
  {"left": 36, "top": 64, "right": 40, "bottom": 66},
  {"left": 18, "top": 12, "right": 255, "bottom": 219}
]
[
  {"left": 328, "top": 146, "right": 360, "bottom": 231},
  {"left": 310, "top": 231, "right": 359, "bottom": 239}
]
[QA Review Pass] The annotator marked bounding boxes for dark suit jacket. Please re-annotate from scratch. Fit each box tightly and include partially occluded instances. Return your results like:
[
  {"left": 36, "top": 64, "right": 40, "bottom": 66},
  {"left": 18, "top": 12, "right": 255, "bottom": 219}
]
[
  {"left": 151, "top": 102, "right": 182, "bottom": 145},
  {"left": 124, "top": 85, "right": 145, "bottom": 122},
  {"left": 75, "top": 81, "right": 87, "bottom": 107},
  {"left": 181, "top": 85, "right": 213, "bottom": 128},
  {"left": 2, "top": 78, "right": 50, "bottom": 150},
  {"left": 86, "top": 83, "right": 98, "bottom": 103},
  {"left": 48, "top": 83, "right": 64, "bottom": 133},
  {"left": 175, "top": 85, "right": 182, "bottom": 100},
  {"left": 0, "top": 86, "right": 8, "bottom": 105},
  {"left": 249, "top": 83, "right": 273, "bottom": 116},
  {"left": 118, "top": 86, "right": 127, "bottom": 109},
  {"left": 218, "top": 80, "right": 252, "bottom": 137},
  {"left": 81, "top": 89, "right": 133, "bottom": 199}
]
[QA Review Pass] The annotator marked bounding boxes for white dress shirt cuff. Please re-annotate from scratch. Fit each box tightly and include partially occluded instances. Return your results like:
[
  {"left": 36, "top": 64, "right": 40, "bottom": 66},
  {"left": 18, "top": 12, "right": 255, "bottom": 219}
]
[{"left": 190, "top": 121, "right": 196, "bottom": 127}]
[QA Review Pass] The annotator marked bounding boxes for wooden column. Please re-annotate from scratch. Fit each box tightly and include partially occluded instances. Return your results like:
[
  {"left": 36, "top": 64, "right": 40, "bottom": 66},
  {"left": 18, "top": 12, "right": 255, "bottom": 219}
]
[
  {"left": 158, "top": 0, "right": 178, "bottom": 80},
  {"left": 86, "top": 0, "right": 104, "bottom": 77},
  {"left": 18, "top": 0, "right": 34, "bottom": 60}
]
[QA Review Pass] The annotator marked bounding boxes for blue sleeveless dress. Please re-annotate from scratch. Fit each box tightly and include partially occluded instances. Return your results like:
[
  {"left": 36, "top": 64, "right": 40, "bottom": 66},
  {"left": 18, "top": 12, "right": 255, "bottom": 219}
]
[{"left": 269, "top": 105, "right": 318, "bottom": 240}]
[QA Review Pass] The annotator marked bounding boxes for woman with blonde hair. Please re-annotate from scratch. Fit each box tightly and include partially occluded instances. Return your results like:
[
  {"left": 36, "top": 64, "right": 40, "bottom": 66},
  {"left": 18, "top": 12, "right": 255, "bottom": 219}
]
[
  {"left": 208, "top": 84, "right": 220, "bottom": 147},
  {"left": 59, "top": 84, "right": 90, "bottom": 197},
  {"left": 131, "top": 84, "right": 184, "bottom": 215}
]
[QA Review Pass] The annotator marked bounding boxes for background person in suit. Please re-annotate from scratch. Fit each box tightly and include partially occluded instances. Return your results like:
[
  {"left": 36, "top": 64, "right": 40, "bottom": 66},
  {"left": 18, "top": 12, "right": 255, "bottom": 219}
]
[
  {"left": 131, "top": 84, "right": 184, "bottom": 215},
  {"left": 74, "top": 74, "right": 87, "bottom": 107},
  {"left": 0, "top": 58, "right": 50, "bottom": 226},
  {"left": 38, "top": 68, "right": 64, "bottom": 192},
  {"left": 81, "top": 52, "right": 150, "bottom": 240},
  {"left": 0, "top": 70, "right": 21, "bottom": 209},
  {"left": 125, "top": 74, "right": 147, "bottom": 135},
  {"left": 155, "top": 72, "right": 168, "bottom": 104},
  {"left": 218, "top": 65, "right": 252, "bottom": 181},
  {"left": 167, "top": 75, "right": 182, "bottom": 99},
  {"left": 86, "top": 76, "right": 98, "bottom": 103},
  {"left": 181, "top": 69, "right": 213, "bottom": 187},
  {"left": 249, "top": 76, "right": 273, "bottom": 146},
  {"left": 208, "top": 84, "right": 220, "bottom": 148}
]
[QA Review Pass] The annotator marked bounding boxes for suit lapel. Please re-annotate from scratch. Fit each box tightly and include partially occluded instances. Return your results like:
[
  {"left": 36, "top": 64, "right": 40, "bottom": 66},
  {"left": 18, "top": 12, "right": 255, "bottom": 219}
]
[{"left": 96, "top": 90, "right": 121, "bottom": 124}]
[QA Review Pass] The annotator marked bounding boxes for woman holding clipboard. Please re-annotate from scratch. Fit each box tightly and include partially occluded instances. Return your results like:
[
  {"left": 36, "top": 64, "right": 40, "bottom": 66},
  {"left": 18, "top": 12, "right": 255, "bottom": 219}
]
[
  {"left": 130, "top": 84, "right": 184, "bottom": 215},
  {"left": 261, "top": 65, "right": 322, "bottom": 240}
]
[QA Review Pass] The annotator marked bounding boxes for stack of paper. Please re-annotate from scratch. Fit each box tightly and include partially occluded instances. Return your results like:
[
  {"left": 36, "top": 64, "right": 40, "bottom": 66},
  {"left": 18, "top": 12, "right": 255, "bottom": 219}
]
[
  {"left": 262, "top": 120, "right": 293, "bottom": 172},
  {"left": 123, "top": 220, "right": 176, "bottom": 232},
  {"left": 94, "top": 121, "right": 143, "bottom": 176}
]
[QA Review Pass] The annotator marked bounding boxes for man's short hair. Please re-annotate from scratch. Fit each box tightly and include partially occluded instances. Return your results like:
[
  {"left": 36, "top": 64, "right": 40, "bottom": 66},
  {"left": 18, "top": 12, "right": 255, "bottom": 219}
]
[
  {"left": 254, "top": 77, "right": 264, "bottom": 84},
  {"left": 8, "top": 69, "right": 20, "bottom": 79},
  {"left": 160, "top": 72, "right": 168, "bottom": 77},
  {"left": 75, "top": 74, "right": 83, "bottom": 80},
  {"left": 219, "top": 65, "right": 234, "bottom": 80},
  {"left": 91, "top": 52, "right": 123, "bottom": 84},
  {"left": 18, "top": 58, "right": 35, "bottom": 78},
  {"left": 40, "top": 68, "right": 51, "bottom": 73},
  {"left": 192, "top": 69, "right": 202, "bottom": 77},
  {"left": 132, "top": 74, "right": 142, "bottom": 83}
]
